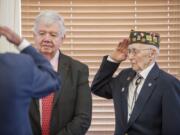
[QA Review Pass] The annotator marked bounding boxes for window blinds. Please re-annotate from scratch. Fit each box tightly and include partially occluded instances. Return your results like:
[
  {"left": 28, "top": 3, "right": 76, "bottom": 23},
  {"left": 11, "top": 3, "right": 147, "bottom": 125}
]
[{"left": 21, "top": 0, "right": 180, "bottom": 134}]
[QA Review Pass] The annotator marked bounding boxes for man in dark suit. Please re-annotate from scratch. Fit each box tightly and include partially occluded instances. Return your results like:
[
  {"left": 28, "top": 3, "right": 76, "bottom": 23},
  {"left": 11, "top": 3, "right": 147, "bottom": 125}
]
[
  {"left": 29, "top": 11, "right": 92, "bottom": 135},
  {"left": 91, "top": 30, "right": 180, "bottom": 135},
  {"left": 0, "top": 26, "right": 60, "bottom": 135}
]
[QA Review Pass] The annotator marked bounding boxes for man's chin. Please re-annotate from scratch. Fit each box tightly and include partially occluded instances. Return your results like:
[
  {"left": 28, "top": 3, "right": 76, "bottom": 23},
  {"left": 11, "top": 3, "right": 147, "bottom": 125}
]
[
  {"left": 39, "top": 49, "right": 52, "bottom": 56},
  {"left": 40, "top": 48, "right": 53, "bottom": 54},
  {"left": 131, "top": 65, "right": 138, "bottom": 72}
]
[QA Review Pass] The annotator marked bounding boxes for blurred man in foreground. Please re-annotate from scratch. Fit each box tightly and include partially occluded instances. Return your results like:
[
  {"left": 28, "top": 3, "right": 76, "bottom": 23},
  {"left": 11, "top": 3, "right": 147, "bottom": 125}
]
[{"left": 0, "top": 26, "right": 60, "bottom": 135}]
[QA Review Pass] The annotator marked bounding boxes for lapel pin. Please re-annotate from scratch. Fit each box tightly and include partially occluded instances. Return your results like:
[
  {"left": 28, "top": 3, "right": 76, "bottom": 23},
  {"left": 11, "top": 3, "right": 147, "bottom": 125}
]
[
  {"left": 127, "top": 77, "right": 131, "bottom": 81},
  {"left": 148, "top": 83, "right": 152, "bottom": 87},
  {"left": 121, "top": 88, "right": 125, "bottom": 92}
]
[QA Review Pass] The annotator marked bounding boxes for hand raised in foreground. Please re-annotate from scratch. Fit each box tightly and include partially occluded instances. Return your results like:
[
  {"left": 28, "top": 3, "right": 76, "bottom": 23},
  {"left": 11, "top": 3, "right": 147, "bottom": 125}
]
[{"left": 0, "top": 26, "right": 22, "bottom": 46}]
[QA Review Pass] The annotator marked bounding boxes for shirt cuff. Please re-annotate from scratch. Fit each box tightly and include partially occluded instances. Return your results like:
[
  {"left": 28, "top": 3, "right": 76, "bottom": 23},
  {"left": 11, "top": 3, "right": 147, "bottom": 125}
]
[
  {"left": 17, "top": 39, "right": 31, "bottom": 51},
  {"left": 107, "top": 56, "right": 119, "bottom": 63}
]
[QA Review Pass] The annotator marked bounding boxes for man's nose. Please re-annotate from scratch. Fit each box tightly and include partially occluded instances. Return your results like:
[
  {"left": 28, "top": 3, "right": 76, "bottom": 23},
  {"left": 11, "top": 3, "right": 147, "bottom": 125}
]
[
  {"left": 44, "top": 33, "right": 51, "bottom": 40},
  {"left": 43, "top": 33, "right": 51, "bottom": 42}
]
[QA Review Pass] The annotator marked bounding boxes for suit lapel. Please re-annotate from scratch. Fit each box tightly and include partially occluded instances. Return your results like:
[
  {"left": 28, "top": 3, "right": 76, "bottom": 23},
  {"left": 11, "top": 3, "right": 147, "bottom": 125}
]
[
  {"left": 52, "top": 53, "right": 70, "bottom": 108},
  {"left": 35, "top": 52, "right": 69, "bottom": 113},
  {"left": 120, "top": 70, "right": 136, "bottom": 128},
  {"left": 32, "top": 99, "right": 41, "bottom": 128},
  {"left": 34, "top": 99, "right": 40, "bottom": 111},
  {"left": 126, "top": 64, "right": 160, "bottom": 129},
  {"left": 33, "top": 52, "right": 70, "bottom": 135}
]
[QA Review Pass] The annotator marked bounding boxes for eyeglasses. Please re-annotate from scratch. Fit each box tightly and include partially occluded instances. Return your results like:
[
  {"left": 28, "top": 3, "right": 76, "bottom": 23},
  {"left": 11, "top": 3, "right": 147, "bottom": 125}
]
[{"left": 128, "top": 48, "right": 150, "bottom": 56}]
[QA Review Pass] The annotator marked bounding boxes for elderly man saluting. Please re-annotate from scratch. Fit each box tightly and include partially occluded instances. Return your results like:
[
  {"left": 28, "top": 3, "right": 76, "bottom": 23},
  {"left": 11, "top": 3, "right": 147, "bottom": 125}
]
[{"left": 91, "top": 30, "right": 180, "bottom": 135}]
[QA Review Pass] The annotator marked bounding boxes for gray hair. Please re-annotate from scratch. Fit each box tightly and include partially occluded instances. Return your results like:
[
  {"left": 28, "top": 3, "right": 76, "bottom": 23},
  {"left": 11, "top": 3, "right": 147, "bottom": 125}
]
[{"left": 33, "top": 11, "right": 66, "bottom": 37}]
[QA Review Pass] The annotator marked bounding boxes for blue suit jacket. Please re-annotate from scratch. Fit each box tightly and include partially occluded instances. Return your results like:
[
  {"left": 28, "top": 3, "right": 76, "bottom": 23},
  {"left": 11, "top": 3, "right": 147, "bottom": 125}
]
[
  {"left": 0, "top": 46, "right": 60, "bottom": 135},
  {"left": 91, "top": 56, "right": 180, "bottom": 135}
]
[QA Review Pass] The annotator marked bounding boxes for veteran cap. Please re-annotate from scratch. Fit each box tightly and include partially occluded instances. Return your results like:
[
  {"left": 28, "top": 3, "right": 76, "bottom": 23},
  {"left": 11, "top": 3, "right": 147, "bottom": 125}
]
[{"left": 129, "top": 30, "right": 160, "bottom": 48}]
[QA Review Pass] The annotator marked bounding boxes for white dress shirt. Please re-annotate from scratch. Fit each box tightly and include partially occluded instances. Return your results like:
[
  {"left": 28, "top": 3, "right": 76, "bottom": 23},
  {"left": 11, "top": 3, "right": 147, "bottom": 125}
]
[
  {"left": 107, "top": 56, "right": 155, "bottom": 121},
  {"left": 17, "top": 39, "right": 30, "bottom": 51},
  {"left": 127, "top": 63, "right": 154, "bottom": 120}
]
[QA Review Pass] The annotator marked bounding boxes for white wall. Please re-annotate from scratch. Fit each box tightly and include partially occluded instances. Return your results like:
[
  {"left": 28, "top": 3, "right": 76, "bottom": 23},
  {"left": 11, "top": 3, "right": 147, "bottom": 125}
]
[{"left": 0, "top": 0, "right": 20, "bottom": 53}]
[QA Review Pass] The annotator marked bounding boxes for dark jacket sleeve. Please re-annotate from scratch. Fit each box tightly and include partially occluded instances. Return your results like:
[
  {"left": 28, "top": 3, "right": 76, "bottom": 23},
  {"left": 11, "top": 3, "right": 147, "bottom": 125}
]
[
  {"left": 91, "top": 56, "right": 120, "bottom": 99},
  {"left": 161, "top": 73, "right": 180, "bottom": 135}
]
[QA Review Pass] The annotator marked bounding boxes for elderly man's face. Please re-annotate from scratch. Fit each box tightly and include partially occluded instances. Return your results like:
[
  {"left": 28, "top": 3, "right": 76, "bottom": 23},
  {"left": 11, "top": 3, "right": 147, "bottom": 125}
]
[
  {"left": 128, "top": 43, "right": 153, "bottom": 72},
  {"left": 33, "top": 21, "right": 64, "bottom": 59}
]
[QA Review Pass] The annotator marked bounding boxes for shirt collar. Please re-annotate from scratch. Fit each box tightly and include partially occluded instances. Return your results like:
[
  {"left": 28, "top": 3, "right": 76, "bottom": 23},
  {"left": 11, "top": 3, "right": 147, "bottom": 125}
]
[{"left": 50, "top": 50, "right": 59, "bottom": 71}]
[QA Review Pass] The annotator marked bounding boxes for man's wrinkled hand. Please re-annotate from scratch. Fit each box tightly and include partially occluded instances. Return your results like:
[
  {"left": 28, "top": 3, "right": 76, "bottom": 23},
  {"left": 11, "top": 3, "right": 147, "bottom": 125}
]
[{"left": 110, "top": 38, "right": 129, "bottom": 62}]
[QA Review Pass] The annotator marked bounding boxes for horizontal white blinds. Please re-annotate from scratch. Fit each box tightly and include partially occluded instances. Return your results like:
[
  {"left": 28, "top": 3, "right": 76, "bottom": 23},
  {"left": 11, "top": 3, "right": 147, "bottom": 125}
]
[{"left": 21, "top": 0, "right": 180, "bottom": 134}]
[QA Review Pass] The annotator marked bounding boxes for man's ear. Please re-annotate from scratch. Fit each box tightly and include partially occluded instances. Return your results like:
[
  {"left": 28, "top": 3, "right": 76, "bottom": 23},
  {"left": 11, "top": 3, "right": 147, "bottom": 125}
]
[
  {"left": 149, "top": 51, "right": 153, "bottom": 57},
  {"left": 149, "top": 48, "right": 157, "bottom": 59},
  {"left": 61, "top": 35, "right": 66, "bottom": 42},
  {"left": 63, "top": 35, "right": 66, "bottom": 39}
]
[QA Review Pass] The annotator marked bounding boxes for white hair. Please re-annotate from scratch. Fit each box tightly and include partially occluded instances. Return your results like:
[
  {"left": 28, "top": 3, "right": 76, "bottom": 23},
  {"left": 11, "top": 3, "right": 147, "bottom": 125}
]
[{"left": 33, "top": 10, "right": 66, "bottom": 37}]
